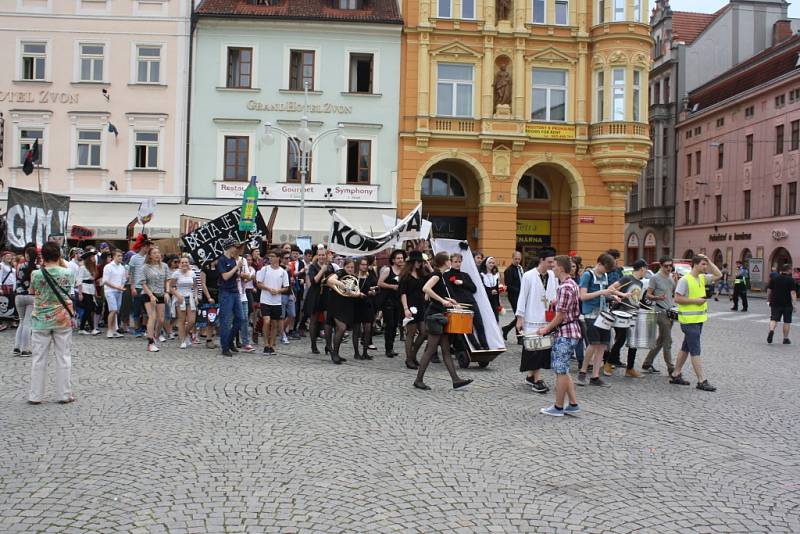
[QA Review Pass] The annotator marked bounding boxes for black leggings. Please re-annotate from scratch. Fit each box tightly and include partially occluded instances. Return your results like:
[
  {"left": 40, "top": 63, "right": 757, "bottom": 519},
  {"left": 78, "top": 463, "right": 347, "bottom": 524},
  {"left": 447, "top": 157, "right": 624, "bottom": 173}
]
[
  {"left": 353, "top": 322, "right": 372, "bottom": 355},
  {"left": 383, "top": 302, "right": 401, "bottom": 354},
  {"left": 416, "top": 333, "right": 461, "bottom": 385},
  {"left": 610, "top": 326, "right": 637, "bottom": 369},
  {"left": 80, "top": 295, "right": 95, "bottom": 332}
]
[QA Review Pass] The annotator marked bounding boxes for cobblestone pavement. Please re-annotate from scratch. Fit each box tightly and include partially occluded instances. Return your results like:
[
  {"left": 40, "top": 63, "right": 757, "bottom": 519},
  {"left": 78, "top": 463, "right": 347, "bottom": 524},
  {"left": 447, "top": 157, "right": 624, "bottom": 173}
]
[{"left": 1, "top": 298, "right": 798, "bottom": 534}]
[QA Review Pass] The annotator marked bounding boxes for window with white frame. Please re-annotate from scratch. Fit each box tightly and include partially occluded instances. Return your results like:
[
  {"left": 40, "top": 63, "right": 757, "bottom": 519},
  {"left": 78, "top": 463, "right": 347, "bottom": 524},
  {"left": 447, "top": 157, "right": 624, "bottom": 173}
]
[
  {"left": 596, "top": 71, "right": 605, "bottom": 121},
  {"left": 518, "top": 175, "right": 550, "bottom": 200},
  {"left": 348, "top": 53, "right": 374, "bottom": 93},
  {"left": 134, "top": 132, "right": 159, "bottom": 169},
  {"left": 438, "top": 0, "right": 451, "bottom": 18},
  {"left": 613, "top": 0, "right": 624, "bottom": 21},
  {"left": 346, "top": 140, "right": 371, "bottom": 184},
  {"left": 532, "top": 0, "right": 545, "bottom": 23},
  {"left": 21, "top": 42, "right": 47, "bottom": 81},
  {"left": 19, "top": 128, "right": 44, "bottom": 166},
  {"left": 598, "top": 0, "right": 605, "bottom": 23},
  {"left": 612, "top": 68, "right": 625, "bottom": 120},
  {"left": 79, "top": 43, "right": 104, "bottom": 82},
  {"left": 555, "top": 0, "right": 568, "bottom": 25},
  {"left": 422, "top": 171, "right": 465, "bottom": 197},
  {"left": 436, "top": 63, "right": 473, "bottom": 117},
  {"left": 77, "top": 130, "right": 102, "bottom": 167},
  {"left": 633, "top": 70, "right": 641, "bottom": 122},
  {"left": 135, "top": 45, "right": 161, "bottom": 83},
  {"left": 633, "top": 0, "right": 641, "bottom": 22},
  {"left": 532, "top": 68, "right": 567, "bottom": 122},
  {"left": 462, "top": 0, "right": 475, "bottom": 19}
]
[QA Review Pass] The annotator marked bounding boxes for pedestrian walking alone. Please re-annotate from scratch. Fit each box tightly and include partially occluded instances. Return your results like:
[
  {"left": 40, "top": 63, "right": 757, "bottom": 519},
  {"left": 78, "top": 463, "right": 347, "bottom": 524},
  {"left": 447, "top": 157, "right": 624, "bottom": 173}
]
[
  {"left": 28, "top": 242, "right": 76, "bottom": 405},
  {"left": 766, "top": 264, "right": 797, "bottom": 345}
]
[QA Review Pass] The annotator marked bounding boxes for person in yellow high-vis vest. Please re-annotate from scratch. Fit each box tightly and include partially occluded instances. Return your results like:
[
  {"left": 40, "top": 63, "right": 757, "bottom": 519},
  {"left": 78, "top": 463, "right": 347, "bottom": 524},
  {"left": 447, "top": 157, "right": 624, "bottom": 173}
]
[{"left": 670, "top": 254, "right": 722, "bottom": 392}]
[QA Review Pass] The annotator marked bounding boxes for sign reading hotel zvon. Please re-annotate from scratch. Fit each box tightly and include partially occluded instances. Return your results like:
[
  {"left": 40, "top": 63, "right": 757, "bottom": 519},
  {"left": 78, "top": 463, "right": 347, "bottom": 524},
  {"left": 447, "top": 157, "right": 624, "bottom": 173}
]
[
  {"left": 525, "top": 123, "right": 576, "bottom": 140},
  {"left": 216, "top": 181, "right": 378, "bottom": 202},
  {"left": 246, "top": 100, "right": 352, "bottom": 114}
]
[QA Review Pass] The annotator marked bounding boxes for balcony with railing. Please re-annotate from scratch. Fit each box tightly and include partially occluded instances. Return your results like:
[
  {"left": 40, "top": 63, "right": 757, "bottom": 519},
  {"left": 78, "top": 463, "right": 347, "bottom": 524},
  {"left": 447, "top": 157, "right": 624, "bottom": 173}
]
[
  {"left": 590, "top": 122, "right": 650, "bottom": 140},
  {"left": 430, "top": 117, "right": 478, "bottom": 134}
]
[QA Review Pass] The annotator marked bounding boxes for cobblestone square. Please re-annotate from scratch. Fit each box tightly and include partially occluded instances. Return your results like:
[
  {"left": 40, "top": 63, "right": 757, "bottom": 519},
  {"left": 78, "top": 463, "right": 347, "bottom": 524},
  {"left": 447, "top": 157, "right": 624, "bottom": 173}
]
[{"left": 1, "top": 299, "right": 798, "bottom": 533}]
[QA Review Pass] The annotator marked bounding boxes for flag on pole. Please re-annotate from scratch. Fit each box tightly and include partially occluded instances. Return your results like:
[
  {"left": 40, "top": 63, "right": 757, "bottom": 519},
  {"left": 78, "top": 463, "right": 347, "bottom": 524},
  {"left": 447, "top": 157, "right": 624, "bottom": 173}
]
[
  {"left": 108, "top": 123, "right": 119, "bottom": 137},
  {"left": 22, "top": 138, "right": 39, "bottom": 176}
]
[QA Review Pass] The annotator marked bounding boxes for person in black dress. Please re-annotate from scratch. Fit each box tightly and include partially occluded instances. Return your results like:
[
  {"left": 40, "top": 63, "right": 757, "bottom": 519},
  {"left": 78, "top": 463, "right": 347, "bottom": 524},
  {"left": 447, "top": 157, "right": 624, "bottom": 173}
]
[
  {"left": 353, "top": 257, "right": 377, "bottom": 360},
  {"left": 325, "top": 258, "right": 363, "bottom": 364},
  {"left": 399, "top": 250, "right": 429, "bottom": 370},
  {"left": 445, "top": 252, "right": 488, "bottom": 350},
  {"left": 480, "top": 256, "right": 501, "bottom": 321},
  {"left": 414, "top": 252, "right": 473, "bottom": 391},
  {"left": 305, "top": 247, "right": 335, "bottom": 355},
  {"left": 378, "top": 250, "right": 405, "bottom": 358},
  {"left": 501, "top": 251, "right": 524, "bottom": 340}
]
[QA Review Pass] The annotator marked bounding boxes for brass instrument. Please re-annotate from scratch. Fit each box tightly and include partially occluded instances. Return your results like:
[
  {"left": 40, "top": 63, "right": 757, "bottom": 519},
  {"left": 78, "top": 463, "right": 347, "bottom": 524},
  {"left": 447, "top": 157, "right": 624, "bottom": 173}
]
[{"left": 332, "top": 274, "right": 360, "bottom": 297}]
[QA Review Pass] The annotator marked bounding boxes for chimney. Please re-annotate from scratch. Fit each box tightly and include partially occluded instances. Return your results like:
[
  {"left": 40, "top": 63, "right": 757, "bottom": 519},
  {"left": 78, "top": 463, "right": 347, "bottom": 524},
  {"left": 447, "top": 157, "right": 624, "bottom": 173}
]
[{"left": 773, "top": 19, "right": 792, "bottom": 46}]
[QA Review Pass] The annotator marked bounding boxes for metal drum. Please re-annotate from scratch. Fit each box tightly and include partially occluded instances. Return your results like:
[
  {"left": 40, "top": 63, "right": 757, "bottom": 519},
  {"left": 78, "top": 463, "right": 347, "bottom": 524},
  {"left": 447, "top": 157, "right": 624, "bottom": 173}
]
[
  {"left": 593, "top": 311, "right": 615, "bottom": 330},
  {"left": 521, "top": 333, "right": 554, "bottom": 352},
  {"left": 611, "top": 310, "right": 634, "bottom": 328},
  {"left": 627, "top": 309, "right": 658, "bottom": 349}
]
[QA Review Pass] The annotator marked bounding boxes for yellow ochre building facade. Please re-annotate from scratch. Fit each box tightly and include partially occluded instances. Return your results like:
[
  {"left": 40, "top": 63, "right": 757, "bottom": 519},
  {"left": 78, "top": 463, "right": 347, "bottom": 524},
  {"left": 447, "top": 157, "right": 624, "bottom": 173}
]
[{"left": 399, "top": 0, "right": 652, "bottom": 266}]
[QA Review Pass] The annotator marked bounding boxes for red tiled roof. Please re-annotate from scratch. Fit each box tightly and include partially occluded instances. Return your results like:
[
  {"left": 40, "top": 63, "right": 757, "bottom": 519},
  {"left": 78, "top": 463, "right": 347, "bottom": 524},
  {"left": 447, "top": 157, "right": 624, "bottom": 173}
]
[
  {"left": 689, "top": 35, "right": 800, "bottom": 110},
  {"left": 196, "top": 0, "right": 403, "bottom": 24},
  {"left": 672, "top": 8, "right": 724, "bottom": 45}
]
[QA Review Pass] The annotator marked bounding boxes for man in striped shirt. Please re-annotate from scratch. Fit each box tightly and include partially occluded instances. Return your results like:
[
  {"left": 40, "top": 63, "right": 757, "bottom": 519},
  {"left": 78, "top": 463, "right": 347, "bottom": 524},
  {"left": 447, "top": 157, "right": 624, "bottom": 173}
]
[{"left": 537, "top": 255, "right": 582, "bottom": 417}]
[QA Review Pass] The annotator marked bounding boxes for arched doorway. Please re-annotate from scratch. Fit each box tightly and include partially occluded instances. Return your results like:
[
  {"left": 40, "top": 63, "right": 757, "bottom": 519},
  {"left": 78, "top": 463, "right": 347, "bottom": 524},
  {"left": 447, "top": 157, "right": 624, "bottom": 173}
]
[
  {"left": 515, "top": 164, "right": 572, "bottom": 267},
  {"left": 770, "top": 247, "right": 792, "bottom": 270},
  {"left": 712, "top": 248, "right": 723, "bottom": 268},
  {"left": 626, "top": 233, "right": 640, "bottom": 265},
  {"left": 683, "top": 249, "right": 694, "bottom": 259},
  {"left": 421, "top": 160, "right": 480, "bottom": 246},
  {"left": 643, "top": 232, "right": 657, "bottom": 264},
  {"left": 740, "top": 248, "right": 753, "bottom": 266}
]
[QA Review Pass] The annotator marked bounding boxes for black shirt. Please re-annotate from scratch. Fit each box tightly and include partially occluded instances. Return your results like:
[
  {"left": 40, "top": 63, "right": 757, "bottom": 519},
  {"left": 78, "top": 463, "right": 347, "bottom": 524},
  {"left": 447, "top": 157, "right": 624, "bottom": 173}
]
[
  {"left": 399, "top": 274, "right": 427, "bottom": 310},
  {"left": 426, "top": 274, "right": 451, "bottom": 315},
  {"left": 768, "top": 274, "right": 796, "bottom": 307},
  {"left": 444, "top": 268, "right": 477, "bottom": 304}
]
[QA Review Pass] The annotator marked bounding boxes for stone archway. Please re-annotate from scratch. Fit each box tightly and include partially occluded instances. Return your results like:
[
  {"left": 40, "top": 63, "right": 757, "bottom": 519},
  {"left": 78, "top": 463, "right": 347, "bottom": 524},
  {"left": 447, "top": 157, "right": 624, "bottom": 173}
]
[
  {"left": 510, "top": 157, "right": 586, "bottom": 209},
  {"left": 419, "top": 158, "right": 485, "bottom": 245},
  {"left": 414, "top": 152, "right": 492, "bottom": 205},
  {"left": 769, "top": 246, "right": 792, "bottom": 270}
]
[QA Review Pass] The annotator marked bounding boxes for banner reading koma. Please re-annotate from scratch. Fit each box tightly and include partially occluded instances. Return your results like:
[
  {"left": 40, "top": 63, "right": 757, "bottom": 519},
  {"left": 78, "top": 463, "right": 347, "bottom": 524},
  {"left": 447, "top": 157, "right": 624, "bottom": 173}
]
[
  {"left": 328, "top": 203, "right": 423, "bottom": 255},
  {"left": 181, "top": 208, "right": 268, "bottom": 266},
  {"left": 5, "top": 187, "right": 70, "bottom": 251}
]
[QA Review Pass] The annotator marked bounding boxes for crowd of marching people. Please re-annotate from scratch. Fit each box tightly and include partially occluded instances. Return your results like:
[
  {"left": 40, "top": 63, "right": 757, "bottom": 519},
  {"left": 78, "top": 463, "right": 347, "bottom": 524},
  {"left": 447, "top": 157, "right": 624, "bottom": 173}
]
[{"left": 8, "top": 233, "right": 797, "bottom": 412}]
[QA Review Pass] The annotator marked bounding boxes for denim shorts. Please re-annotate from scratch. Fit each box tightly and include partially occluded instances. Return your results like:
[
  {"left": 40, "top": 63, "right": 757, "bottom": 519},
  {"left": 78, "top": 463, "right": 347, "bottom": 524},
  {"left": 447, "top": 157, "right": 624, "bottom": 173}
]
[
  {"left": 679, "top": 322, "right": 703, "bottom": 356},
  {"left": 551, "top": 337, "right": 577, "bottom": 374},
  {"left": 105, "top": 290, "right": 123, "bottom": 312},
  {"left": 281, "top": 293, "right": 295, "bottom": 318}
]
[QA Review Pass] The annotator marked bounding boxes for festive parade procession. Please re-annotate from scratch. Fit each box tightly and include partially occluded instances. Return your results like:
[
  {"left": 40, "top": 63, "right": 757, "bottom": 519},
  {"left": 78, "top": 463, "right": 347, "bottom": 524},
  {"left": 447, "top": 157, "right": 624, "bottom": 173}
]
[{"left": 1, "top": 0, "right": 800, "bottom": 533}]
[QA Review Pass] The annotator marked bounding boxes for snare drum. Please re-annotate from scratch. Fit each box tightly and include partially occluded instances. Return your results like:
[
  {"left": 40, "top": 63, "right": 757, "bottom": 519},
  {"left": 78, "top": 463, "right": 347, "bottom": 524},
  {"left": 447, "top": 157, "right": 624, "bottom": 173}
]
[
  {"left": 446, "top": 308, "right": 474, "bottom": 334},
  {"left": 611, "top": 310, "right": 634, "bottom": 328},
  {"left": 521, "top": 333, "right": 554, "bottom": 352},
  {"left": 593, "top": 311, "right": 615, "bottom": 330}
]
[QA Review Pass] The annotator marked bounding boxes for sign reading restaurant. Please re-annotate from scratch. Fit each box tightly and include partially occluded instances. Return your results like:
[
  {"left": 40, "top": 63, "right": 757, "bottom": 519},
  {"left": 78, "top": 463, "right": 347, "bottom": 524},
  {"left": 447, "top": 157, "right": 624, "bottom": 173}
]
[
  {"left": 246, "top": 100, "right": 352, "bottom": 114},
  {"left": 215, "top": 181, "right": 378, "bottom": 202}
]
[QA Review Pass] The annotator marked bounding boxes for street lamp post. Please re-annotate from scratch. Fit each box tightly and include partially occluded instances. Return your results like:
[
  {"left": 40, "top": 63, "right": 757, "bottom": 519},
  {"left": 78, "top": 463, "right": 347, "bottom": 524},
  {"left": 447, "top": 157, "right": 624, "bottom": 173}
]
[{"left": 264, "top": 81, "right": 346, "bottom": 236}]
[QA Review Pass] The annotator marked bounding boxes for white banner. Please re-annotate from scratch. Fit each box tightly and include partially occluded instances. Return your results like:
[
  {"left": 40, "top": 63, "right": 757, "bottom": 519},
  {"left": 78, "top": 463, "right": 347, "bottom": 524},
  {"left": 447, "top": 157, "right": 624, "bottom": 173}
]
[
  {"left": 328, "top": 203, "right": 423, "bottom": 255},
  {"left": 216, "top": 181, "right": 379, "bottom": 202},
  {"left": 431, "top": 238, "right": 505, "bottom": 352}
]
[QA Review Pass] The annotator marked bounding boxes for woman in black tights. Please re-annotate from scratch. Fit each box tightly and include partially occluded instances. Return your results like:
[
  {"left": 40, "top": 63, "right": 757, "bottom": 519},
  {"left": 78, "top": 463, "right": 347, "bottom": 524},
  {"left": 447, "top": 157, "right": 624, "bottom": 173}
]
[
  {"left": 399, "top": 250, "right": 429, "bottom": 370},
  {"left": 353, "top": 257, "right": 377, "bottom": 360},
  {"left": 414, "top": 252, "right": 473, "bottom": 391},
  {"left": 326, "top": 259, "right": 362, "bottom": 364},
  {"left": 305, "top": 247, "right": 335, "bottom": 355}
]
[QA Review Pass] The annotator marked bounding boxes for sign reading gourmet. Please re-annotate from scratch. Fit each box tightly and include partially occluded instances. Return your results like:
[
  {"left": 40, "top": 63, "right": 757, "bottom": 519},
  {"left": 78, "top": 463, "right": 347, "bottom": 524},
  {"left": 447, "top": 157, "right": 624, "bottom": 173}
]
[
  {"left": 215, "top": 181, "right": 378, "bottom": 202},
  {"left": 5, "top": 187, "right": 70, "bottom": 251},
  {"left": 181, "top": 208, "right": 269, "bottom": 266},
  {"left": 328, "top": 203, "right": 423, "bottom": 255},
  {"left": 246, "top": 100, "right": 352, "bottom": 114}
]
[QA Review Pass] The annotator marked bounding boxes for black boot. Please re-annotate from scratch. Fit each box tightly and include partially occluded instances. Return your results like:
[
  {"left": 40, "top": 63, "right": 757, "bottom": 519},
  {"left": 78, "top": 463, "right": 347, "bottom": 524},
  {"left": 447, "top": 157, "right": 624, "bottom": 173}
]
[
  {"left": 311, "top": 342, "right": 320, "bottom": 354},
  {"left": 330, "top": 351, "right": 343, "bottom": 365}
]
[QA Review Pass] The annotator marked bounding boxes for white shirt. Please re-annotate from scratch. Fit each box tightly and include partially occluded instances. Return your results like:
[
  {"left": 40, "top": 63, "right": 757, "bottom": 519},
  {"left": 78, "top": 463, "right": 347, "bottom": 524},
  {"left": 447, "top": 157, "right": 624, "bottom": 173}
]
[
  {"left": 77, "top": 266, "right": 96, "bottom": 296},
  {"left": 257, "top": 266, "right": 289, "bottom": 306},
  {"left": 0, "top": 264, "right": 16, "bottom": 291},
  {"left": 516, "top": 268, "right": 558, "bottom": 332},
  {"left": 102, "top": 262, "right": 127, "bottom": 291},
  {"left": 239, "top": 258, "right": 253, "bottom": 302}
]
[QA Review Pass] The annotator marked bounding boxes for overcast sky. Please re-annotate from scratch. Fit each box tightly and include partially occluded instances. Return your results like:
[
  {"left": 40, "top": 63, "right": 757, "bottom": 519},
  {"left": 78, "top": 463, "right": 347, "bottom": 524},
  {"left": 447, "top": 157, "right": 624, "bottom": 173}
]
[{"left": 666, "top": 0, "right": 800, "bottom": 17}]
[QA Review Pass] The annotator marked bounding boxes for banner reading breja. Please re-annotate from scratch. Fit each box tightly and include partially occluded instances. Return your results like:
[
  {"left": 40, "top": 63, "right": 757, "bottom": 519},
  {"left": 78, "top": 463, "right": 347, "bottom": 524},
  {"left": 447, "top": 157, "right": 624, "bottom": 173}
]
[
  {"left": 4, "top": 187, "right": 70, "bottom": 252},
  {"left": 328, "top": 203, "right": 423, "bottom": 256},
  {"left": 181, "top": 207, "right": 268, "bottom": 267}
]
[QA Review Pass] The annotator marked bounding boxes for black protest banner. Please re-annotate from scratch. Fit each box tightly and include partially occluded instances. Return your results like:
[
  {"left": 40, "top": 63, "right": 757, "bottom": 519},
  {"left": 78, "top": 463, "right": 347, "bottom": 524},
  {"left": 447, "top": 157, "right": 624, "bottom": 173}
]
[
  {"left": 328, "top": 203, "right": 423, "bottom": 256},
  {"left": 5, "top": 187, "right": 70, "bottom": 251},
  {"left": 180, "top": 207, "right": 269, "bottom": 266}
]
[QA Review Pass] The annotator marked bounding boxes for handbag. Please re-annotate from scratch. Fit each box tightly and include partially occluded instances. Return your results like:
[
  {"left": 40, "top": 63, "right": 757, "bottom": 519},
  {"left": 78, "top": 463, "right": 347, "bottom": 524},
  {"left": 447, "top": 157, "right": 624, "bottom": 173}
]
[{"left": 40, "top": 267, "right": 75, "bottom": 319}]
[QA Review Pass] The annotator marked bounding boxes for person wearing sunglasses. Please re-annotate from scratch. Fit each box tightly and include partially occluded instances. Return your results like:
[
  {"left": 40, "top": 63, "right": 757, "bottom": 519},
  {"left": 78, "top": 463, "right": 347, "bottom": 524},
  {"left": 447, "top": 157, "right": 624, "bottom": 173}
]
[{"left": 642, "top": 256, "right": 676, "bottom": 375}]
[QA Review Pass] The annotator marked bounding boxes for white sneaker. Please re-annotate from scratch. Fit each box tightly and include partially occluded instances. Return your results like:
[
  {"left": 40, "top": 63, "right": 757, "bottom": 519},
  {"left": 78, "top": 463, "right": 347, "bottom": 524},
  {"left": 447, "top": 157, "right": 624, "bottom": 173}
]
[
  {"left": 281, "top": 335, "right": 290, "bottom": 345},
  {"left": 147, "top": 344, "right": 160, "bottom": 352},
  {"left": 79, "top": 330, "right": 90, "bottom": 335},
  {"left": 180, "top": 341, "right": 188, "bottom": 349},
  {"left": 159, "top": 335, "right": 167, "bottom": 342},
  {"left": 113, "top": 332, "right": 124, "bottom": 338},
  {"left": 107, "top": 332, "right": 115, "bottom": 338},
  {"left": 90, "top": 329, "right": 101, "bottom": 336},
  {"left": 169, "top": 332, "right": 178, "bottom": 340}
]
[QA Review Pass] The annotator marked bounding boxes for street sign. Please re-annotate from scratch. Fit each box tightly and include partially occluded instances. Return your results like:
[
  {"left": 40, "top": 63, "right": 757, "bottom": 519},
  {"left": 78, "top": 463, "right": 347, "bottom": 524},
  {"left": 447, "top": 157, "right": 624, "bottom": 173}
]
[{"left": 748, "top": 257, "right": 763, "bottom": 284}]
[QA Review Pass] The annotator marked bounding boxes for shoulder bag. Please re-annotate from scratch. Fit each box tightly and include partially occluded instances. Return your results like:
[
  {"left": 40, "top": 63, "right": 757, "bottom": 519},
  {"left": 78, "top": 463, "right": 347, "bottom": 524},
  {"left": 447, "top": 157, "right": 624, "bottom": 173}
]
[{"left": 40, "top": 268, "right": 75, "bottom": 319}]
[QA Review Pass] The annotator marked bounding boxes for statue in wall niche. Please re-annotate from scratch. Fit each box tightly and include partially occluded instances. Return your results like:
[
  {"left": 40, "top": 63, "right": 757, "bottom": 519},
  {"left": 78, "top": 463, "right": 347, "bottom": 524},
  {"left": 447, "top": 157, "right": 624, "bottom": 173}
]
[
  {"left": 493, "top": 63, "right": 512, "bottom": 109},
  {"left": 496, "top": 0, "right": 512, "bottom": 21}
]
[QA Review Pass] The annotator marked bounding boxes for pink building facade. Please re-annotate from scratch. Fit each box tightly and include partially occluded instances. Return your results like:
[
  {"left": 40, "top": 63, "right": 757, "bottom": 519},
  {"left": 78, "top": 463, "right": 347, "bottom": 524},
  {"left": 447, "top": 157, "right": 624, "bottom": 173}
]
[
  {"left": 0, "top": 0, "right": 190, "bottom": 242},
  {"left": 675, "top": 34, "right": 800, "bottom": 282}
]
